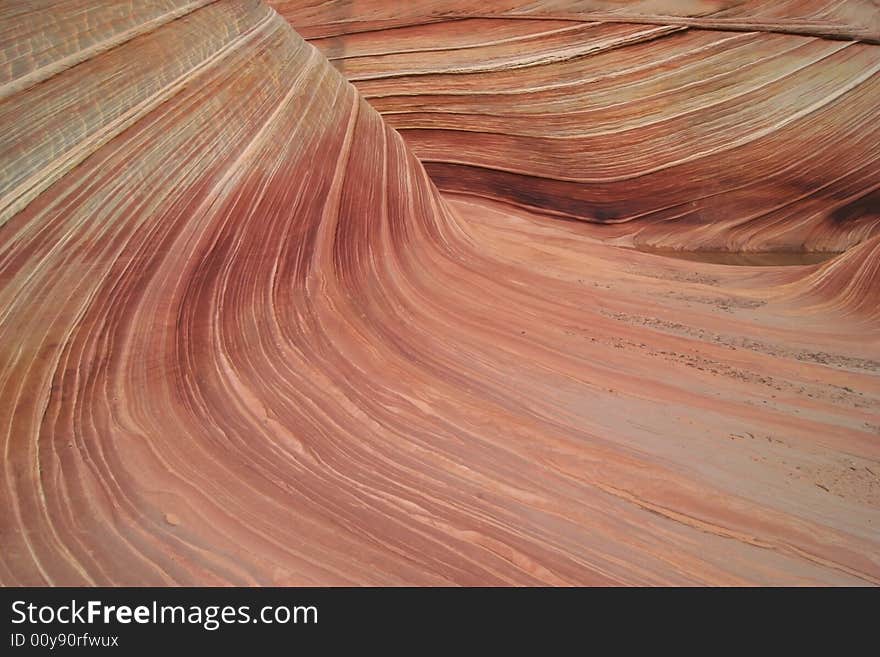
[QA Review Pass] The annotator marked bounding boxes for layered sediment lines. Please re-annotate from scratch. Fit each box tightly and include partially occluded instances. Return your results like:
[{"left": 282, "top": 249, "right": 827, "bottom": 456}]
[
  {"left": 781, "top": 234, "right": 880, "bottom": 322},
  {"left": 275, "top": 0, "right": 880, "bottom": 252},
  {"left": 274, "top": 1, "right": 880, "bottom": 42},
  {"left": 1, "top": 1, "right": 879, "bottom": 585}
]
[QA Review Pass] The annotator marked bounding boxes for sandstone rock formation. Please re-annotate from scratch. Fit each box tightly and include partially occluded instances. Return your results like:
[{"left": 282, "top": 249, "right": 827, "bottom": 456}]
[
  {"left": 274, "top": 0, "right": 880, "bottom": 252},
  {"left": 0, "top": 0, "right": 878, "bottom": 585}
]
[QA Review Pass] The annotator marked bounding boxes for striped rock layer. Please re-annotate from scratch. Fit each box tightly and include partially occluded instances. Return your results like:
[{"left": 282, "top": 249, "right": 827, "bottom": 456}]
[
  {"left": 274, "top": 0, "right": 880, "bottom": 252},
  {"left": 0, "top": 1, "right": 878, "bottom": 585}
]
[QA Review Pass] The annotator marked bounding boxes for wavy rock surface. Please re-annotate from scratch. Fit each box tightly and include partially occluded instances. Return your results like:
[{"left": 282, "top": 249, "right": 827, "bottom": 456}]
[
  {"left": 0, "top": 1, "right": 878, "bottom": 585},
  {"left": 274, "top": 0, "right": 880, "bottom": 252}
]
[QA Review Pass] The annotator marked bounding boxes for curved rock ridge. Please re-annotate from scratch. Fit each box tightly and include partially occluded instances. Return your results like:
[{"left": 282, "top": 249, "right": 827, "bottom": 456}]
[
  {"left": 274, "top": 1, "right": 880, "bottom": 253},
  {"left": 1, "top": 1, "right": 879, "bottom": 585},
  {"left": 784, "top": 234, "right": 880, "bottom": 322}
]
